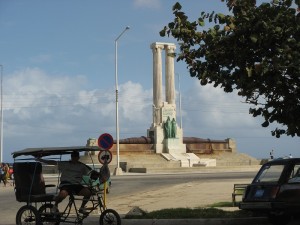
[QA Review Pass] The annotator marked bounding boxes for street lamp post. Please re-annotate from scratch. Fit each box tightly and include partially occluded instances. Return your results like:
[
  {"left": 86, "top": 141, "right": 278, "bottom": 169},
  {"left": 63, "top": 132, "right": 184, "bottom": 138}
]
[
  {"left": 114, "top": 26, "right": 130, "bottom": 175},
  {"left": 0, "top": 65, "right": 3, "bottom": 163}
]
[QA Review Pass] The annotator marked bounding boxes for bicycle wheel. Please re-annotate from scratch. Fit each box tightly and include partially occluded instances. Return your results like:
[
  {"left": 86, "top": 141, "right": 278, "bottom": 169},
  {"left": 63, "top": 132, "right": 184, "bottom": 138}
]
[
  {"left": 99, "top": 209, "right": 121, "bottom": 225},
  {"left": 38, "top": 203, "right": 60, "bottom": 225},
  {"left": 16, "top": 205, "right": 41, "bottom": 225}
]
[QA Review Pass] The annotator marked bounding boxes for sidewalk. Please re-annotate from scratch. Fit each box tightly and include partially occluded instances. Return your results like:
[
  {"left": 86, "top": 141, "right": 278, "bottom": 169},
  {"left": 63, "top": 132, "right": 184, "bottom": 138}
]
[{"left": 106, "top": 178, "right": 252, "bottom": 214}]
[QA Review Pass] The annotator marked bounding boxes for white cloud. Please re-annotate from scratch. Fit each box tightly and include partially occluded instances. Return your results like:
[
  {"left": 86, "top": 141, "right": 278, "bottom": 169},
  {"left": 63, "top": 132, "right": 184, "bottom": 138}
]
[
  {"left": 2, "top": 67, "right": 300, "bottom": 161},
  {"left": 182, "top": 81, "right": 257, "bottom": 133},
  {"left": 119, "top": 81, "right": 152, "bottom": 122},
  {"left": 4, "top": 68, "right": 87, "bottom": 117},
  {"left": 3, "top": 68, "right": 154, "bottom": 157}
]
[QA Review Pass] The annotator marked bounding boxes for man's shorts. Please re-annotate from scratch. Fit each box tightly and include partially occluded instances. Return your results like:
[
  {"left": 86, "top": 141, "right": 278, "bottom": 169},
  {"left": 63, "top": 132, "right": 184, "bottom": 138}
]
[{"left": 60, "top": 182, "right": 85, "bottom": 195}]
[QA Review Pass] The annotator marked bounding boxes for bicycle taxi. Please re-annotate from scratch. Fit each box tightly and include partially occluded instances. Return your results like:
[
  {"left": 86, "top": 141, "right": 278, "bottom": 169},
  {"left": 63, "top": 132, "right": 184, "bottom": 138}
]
[{"left": 12, "top": 146, "right": 121, "bottom": 225}]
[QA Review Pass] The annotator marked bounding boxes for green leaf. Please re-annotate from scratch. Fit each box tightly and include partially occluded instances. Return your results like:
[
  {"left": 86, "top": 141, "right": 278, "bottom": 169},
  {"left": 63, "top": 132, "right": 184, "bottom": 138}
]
[
  {"left": 198, "top": 18, "right": 205, "bottom": 26},
  {"left": 229, "top": 23, "right": 235, "bottom": 29},
  {"left": 172, "top": 29, "right": 180, "bottom": 35},
  {"left": 168, "top": 22, "right": 175, "bottom": 29},
  {"left": 172, "top": 2, "right": 182, "bottom": 11},
  {"left": 200, "top": 79, "right": 208, "bottom": 85},
  {"left": 159, "top": 27, "right": 167, "bottom": 37},
  {"left": 214, "top": 25, "right": 220, "bottom": 30},
  {"left": 262, "top": 121, "right": 269, "bottom": 127},
  {"left": 246, "top": 67, "right": 252, "bottom": 77},
  {"left": 217, "top": 13, "right": 225, "bottom": 20},
  {"left": 275, "top": 27, "right": 282, "bottom": 33},
  {"left": 250, "top": 35, "right": 258, "bottom": 43}
]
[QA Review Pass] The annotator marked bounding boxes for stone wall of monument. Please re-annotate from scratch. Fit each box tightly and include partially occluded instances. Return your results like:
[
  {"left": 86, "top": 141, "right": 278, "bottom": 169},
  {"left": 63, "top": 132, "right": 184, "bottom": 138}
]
[
  {"left": 110, "top": 143, "right": 155, "bottom": 154},
  {"left": 86, "top": 137, "right": 235, "bottom": 155},
  {"left": 186, "top": 143, "right": 232, "bottom": 154}
]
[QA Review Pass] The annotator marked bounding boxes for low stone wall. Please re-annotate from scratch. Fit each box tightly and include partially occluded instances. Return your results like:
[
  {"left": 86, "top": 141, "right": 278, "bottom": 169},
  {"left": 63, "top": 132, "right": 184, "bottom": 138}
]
[{"left": 110, "top": 144, "right": 155, "bottom": 154}]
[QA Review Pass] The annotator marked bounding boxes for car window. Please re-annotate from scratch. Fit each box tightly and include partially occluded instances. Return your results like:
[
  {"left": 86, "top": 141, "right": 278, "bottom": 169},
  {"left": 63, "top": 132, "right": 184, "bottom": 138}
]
[
  {"left": 254, "top": 164, "right": 285, "bottom": 183},
  {"left": 288, "top": 164, "right": 300, "bottom": 183}
]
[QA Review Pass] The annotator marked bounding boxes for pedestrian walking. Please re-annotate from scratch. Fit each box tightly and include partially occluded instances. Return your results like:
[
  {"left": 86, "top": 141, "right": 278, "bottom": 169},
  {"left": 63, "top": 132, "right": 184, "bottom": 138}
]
[
  {"left": 2, "top": 164, "right": 10, "bottom": 187},
  {"left": 0, "top": 163, "right": 4, "bottom": 184}
]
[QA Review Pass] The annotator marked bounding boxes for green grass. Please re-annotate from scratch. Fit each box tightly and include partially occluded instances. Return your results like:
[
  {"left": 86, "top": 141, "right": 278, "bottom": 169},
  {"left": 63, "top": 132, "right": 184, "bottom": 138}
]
[
  {"left": 207, "top": 201, "right": 233, "bottom": 207},
  {"left": 124, "top": 202, "right": 256, "bottom": 219}
]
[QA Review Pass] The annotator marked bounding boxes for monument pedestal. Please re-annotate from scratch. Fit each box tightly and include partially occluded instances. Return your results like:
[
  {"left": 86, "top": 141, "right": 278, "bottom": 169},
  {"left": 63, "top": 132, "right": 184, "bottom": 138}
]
[
  {"left": 164, "top": 138, "right": 186, "bottom": 154},
  {"left": 148, "top": 125, "right": 164, "bottom": 153},
  {"left": 148, "top": 125, "right": 186, "bottom": 154}
]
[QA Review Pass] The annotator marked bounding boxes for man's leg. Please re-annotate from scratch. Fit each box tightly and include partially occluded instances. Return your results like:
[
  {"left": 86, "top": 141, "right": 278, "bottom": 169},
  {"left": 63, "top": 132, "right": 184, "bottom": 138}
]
[
  {"left": 50, "top": 189, "right": 69, "bottom": 213},
  {"left": 54, "top": 189, "right": 69, "bottom": 206},
  {"left": 50, "top": 188, "right": 68, "bottom": 213},
  {"left": 3, "top": 176, "right": 6, "bottom": 187},
  {"left": 78, "top": 187, "right": 92, "bottom": 209}
]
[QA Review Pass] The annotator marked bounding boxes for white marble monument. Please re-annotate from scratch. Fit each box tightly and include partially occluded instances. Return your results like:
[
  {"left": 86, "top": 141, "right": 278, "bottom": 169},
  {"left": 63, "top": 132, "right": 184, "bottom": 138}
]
[{"left": 148, "top": 42, "right": 186, "bottom": 154}]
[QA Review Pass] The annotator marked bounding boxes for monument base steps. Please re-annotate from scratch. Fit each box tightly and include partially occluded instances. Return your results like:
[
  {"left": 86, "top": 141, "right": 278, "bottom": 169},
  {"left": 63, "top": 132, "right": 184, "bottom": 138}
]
[
  {"left": 75, "top": 151, "right": 260, "bottom": 174},
  {"left": 161, "top": 153, "right": 217, "bottom": 167}
]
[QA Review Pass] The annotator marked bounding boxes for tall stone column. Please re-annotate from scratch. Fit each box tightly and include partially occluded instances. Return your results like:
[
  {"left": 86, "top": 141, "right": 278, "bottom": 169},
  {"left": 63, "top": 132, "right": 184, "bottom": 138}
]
[
  {"left": 165, "top": 44, "right": 176, "bottom": 105},
  {"left": 151, "top": 43, "right": 164, "bottom": 125},
  {"left": 148, "top": 42, "right": 186, "bottom": 155}
]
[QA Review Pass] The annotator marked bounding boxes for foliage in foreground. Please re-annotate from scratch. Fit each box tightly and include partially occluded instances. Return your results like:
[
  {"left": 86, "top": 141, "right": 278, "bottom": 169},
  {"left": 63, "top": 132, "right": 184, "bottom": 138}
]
[{"left": 160, "top": 0, "right": 300, "bottom": 138}]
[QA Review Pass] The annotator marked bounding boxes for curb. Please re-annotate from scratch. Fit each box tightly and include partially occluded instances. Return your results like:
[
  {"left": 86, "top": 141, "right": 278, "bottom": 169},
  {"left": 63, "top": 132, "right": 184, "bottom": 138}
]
[{"left": 121, "top": 217, "right": 269, "bottom": 225}]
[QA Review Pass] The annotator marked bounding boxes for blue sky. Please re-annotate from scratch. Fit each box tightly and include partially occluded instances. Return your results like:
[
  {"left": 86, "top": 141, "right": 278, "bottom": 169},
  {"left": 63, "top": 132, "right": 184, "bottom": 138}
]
[{"left": 0, "top": 0, "right": 299, "bottom": 162}]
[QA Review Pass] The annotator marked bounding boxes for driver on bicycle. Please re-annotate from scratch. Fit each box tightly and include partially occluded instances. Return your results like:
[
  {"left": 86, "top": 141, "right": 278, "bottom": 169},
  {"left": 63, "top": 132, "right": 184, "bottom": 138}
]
[{"left": 36, "top": 151, "right": 92, "bottom": 214}]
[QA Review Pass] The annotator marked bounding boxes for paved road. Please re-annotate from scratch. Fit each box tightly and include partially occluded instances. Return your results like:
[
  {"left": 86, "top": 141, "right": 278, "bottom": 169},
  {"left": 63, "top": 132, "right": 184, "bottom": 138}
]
[
  {"left": 110, "top": 171, "right": 257, "bottom": 196},
  {"left": 45, "top": 171, "right": 258, "bottom": 196},
  {"left": 1, "top": 171, "right": 299, "bottom": 225}
]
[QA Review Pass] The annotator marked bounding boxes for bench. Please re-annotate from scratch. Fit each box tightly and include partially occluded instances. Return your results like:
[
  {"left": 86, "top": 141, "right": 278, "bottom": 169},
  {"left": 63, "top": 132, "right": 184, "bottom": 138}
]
[{"left": 232, "top": 184, "right": 248, "bottom": 206}]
